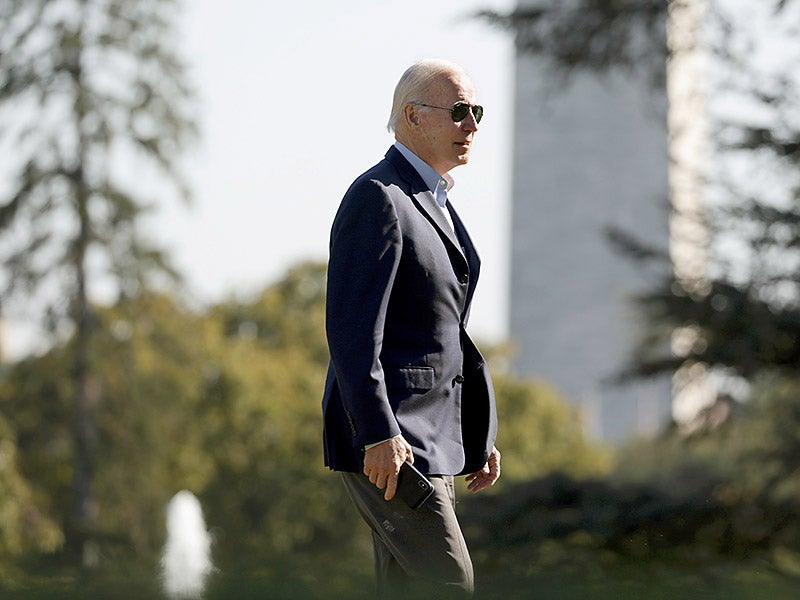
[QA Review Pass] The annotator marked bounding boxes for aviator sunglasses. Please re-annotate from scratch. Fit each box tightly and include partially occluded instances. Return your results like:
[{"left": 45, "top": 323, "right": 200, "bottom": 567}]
[{"left": 413, "top": 101, "right": 484, "bottom": 124}]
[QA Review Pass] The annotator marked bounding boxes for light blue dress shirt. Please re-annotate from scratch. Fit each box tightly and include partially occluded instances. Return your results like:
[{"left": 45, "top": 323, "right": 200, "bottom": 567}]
[{"left": 393, "top": 142, "right": 456, "bottom": 231}]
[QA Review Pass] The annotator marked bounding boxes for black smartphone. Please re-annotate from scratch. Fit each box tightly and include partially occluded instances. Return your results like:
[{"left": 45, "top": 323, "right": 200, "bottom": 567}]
[{"left": 396, "top": 460, "right": 434, "bottom": 509}]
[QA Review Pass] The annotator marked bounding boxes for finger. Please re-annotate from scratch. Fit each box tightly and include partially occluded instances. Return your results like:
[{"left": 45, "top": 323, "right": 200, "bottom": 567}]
[
  {"left": 468, "top": 470, "right": 497, "bottom": 493},
  {"left": 469, "top": 479, "right": 490, "bottom": 493},
  {"left": 375, "top": 472, "right": 388, "bottom": 490},
  {"left": 467, "top": 479, "right": 484, "bottom": 493},
  {"left": 478, "top": 477, "right": 497, "bottom": 492},
  {"left": 384, "top": 473, "right": 398, "bottom": 501},
  {"left": 466, "top": 472, "right": 483, "bottom": 488}
]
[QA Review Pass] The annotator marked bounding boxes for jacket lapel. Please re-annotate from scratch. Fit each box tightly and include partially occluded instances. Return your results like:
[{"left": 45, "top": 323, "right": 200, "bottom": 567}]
[
  {"left": 385, "top": 147, "right": 466, "bottom": 261},
  {"left": 448, "top": 201, "right": 481, "bottom": 308},
  {"left": 415, "top": 190, "right": 463, "bottom": 254}
]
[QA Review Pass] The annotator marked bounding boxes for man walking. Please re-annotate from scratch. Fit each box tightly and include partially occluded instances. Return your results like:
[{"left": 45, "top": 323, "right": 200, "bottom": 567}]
[{"left": 321, "top": 59, "right": 501, "bottom": 596}]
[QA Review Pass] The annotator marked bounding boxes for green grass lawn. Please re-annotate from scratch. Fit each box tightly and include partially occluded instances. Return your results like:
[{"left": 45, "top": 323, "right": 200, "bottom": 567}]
[{"left": 2, "top": 557, "right": 798, "bottom": 600}]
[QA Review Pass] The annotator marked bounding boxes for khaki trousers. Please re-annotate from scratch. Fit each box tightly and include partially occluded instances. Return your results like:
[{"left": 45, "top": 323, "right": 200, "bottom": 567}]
[{"left": 340, "top": 471, "right": 474, "bottom": 598}]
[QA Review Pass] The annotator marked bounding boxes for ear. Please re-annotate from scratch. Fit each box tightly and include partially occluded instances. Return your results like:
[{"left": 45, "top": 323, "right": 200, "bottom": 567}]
[{"left": 403, "top": 103, "right": 420, "bottom": 127}]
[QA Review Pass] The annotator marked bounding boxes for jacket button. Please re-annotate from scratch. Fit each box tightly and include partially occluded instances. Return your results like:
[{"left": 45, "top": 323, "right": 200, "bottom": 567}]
[
  {"left": 459, "top": 274, "right": 469, "bottom": 285},
  {"left": 452, "top": 375, "right": 465, "bottom": 386}
]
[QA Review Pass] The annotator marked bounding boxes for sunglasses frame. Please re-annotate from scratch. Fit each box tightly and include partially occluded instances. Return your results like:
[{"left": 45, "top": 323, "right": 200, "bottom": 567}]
[{"left": 412, "top": 101, "right": 483, "bottom": 124}]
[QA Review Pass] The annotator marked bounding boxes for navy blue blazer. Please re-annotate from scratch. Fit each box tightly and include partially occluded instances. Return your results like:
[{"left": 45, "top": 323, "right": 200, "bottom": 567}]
[{"left": 322, "top": 146, "right": 498, "bottom": 476}]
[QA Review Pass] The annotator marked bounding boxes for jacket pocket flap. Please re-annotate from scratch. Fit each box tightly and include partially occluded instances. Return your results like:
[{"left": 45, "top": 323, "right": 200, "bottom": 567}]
[{"left": 385, "top": 366, "right": 434, "bottom": 391}]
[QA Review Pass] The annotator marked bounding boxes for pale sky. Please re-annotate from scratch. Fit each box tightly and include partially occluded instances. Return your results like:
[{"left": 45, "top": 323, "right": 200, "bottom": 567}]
[
  {"left": 5, "top": 1, "right": 789, "bottom": 361},
  {"left": 4, "top": 0, "right": 516, "bottom": 358},
  {"left": 158, "top": 0, "right": 516, "bottom": 342}
]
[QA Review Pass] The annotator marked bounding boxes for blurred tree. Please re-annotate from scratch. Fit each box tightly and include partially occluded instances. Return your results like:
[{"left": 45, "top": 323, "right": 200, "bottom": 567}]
[
  {"left": 196, "top": 262, "right": 354, "bottom": 567},
  {"left": 478, "top": 0, "right": 667, "bottom": 87},
  {"left": 0, "top": 289, "right": 215, "bottom": 559},
  {"left": 1, "top": 260, "right": 613, "bottom": 588},
  {"left": 464, "top": 377, "right": 800, "bottom": 588},
  {"left": 0, "top": 262, "right": 366, "bottom": 581},
  {"left": 477, "top": 0, "right": 800, "bottom": 385},
  {"left": 0, "top": 0, "right": 195, "bottom": 563},
  {"left": 0, "top": 412, "right": 63, "bottom": 572},
  {"left": 487, "top": 366, "right": 612, "bottom": 480}
]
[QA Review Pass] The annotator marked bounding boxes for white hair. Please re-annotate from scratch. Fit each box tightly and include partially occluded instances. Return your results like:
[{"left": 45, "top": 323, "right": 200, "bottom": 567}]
[{"left": 387, "top": 59, "right": 469, "bottom": 132}]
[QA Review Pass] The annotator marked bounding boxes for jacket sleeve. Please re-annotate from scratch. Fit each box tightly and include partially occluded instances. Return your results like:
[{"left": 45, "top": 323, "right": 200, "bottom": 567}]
[{"left": 325, "top": 177, "right": 403, "bottom": 448}]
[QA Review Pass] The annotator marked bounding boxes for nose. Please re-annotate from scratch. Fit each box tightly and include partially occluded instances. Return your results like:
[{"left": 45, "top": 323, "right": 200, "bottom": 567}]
[{"left": 461, "top": 108, "right": 479, "bottom": 132}]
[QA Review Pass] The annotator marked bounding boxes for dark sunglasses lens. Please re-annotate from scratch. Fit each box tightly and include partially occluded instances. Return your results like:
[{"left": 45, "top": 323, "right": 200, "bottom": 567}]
[
  {"left": 450, "top": 103, "right": 470, "bottom": 121},
  {"left": 451, "top": 103, "right": 483, "bottom": 123}
]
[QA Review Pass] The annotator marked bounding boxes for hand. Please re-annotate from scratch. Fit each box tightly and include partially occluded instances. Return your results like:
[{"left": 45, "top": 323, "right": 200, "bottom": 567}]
[
  {"left": 465, "top": 446, "right": 501, "bottom": 493},
  {"left": 363, "top": 436, "right": 414, "bottom": 501}
]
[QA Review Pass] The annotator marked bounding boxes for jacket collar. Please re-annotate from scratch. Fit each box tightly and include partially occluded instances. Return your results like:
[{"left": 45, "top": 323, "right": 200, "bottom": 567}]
[{"left": 384, "top": 146, "right": 463, "bottom": 254}]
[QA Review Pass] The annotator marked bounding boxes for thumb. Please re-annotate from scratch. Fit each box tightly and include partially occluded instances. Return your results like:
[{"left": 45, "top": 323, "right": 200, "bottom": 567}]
[{"left": 405, "top": 443, "right": 414, "bottom": 465}]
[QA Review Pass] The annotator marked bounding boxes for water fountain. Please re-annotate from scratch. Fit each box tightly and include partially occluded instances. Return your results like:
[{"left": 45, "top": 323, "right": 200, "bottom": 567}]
[{"left": 161, "top": 490, "right": 213, "bottom": 599}]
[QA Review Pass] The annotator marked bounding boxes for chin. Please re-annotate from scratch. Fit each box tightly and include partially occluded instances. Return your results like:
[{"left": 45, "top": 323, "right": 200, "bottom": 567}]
[{"left": 444, "top": 155, "right": 470, "bottom": 172}]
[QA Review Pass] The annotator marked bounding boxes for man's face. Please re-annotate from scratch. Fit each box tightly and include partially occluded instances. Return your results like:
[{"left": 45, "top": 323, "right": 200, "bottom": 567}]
[{"left": 411, "top": 72, "right": 479, "bottom": 175}]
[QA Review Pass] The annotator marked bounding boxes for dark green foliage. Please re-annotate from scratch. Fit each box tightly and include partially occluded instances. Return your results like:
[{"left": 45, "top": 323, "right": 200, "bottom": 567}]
[
  {"left": 490, "top": 371, "right": 612, "bottom": 479},
  {"left": 0, "top": 412, "right": 63, "bottom": 573},
  {"left": 0, "top": 260, "right": 613, "bottom": 593},
  {"left": 462, "top": 377, "right": 800, "bottom": 593}
]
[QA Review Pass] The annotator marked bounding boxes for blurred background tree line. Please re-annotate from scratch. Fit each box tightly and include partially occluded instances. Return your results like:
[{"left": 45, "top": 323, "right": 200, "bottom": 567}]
[{"left": 1, "top": 0, "right": 800, "bottom": 597}]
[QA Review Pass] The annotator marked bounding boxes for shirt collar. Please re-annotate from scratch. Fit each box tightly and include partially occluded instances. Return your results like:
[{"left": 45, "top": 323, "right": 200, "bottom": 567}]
[{"left": 394, "top": 141, "right": 454, "bottom": 207}]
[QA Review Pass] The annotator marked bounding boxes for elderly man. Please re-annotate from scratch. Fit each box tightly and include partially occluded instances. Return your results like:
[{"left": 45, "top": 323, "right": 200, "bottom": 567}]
[{"left": 321, "top": 59, "right": 501, "bottom": 596}]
